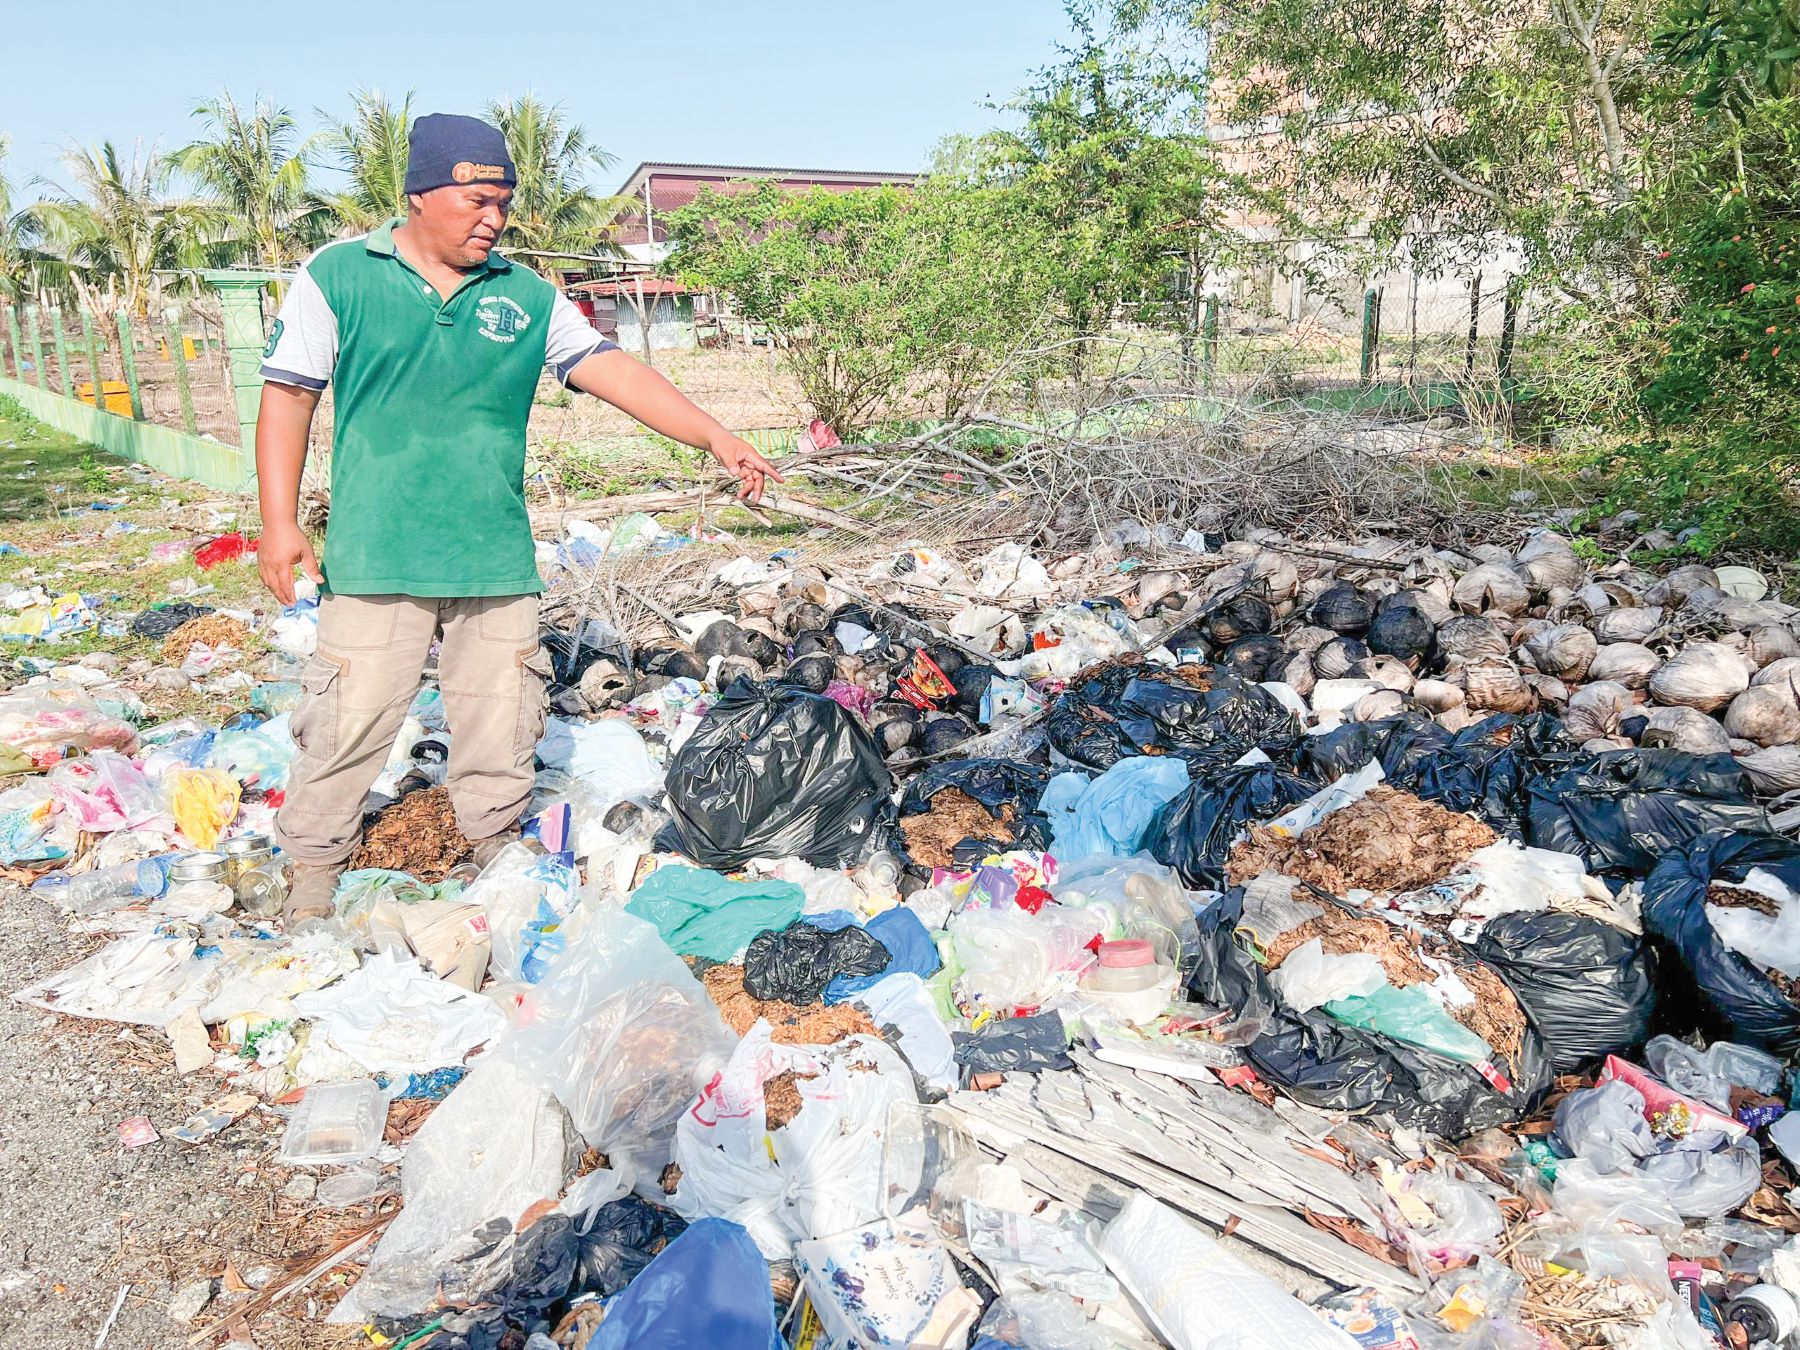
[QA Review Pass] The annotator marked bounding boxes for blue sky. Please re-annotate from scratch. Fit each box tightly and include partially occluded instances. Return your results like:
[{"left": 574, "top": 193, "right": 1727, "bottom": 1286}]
[{"left": 6, "top": 1, "right": 1075, "bottom": 197}]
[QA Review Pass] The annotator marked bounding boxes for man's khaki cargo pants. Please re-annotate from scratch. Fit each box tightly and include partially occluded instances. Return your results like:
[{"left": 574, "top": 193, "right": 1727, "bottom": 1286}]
[{"left": 274, "top": 593, "right": 551, "bottom": 864}]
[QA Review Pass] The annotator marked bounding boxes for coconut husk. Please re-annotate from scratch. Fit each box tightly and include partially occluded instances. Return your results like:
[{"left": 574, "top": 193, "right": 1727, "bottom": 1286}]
[
  {"left": 1708, "top": 883, "right": 1780, "bottom": 917},
  {"left": 1227, "top": 787, "right": 1498, "bottom": 893},
  {"left": 161, "top": 614, "right": 254, "bottom": 665},
  {"left": 899, "top": 788, "right": 1016, "bottom": 869},
  {"left": 348, "top": 786, "right": 471, "bottom": 881},
  {"left": 701, "top": 964, "right": 879, "bottom": 1046},
  {"left": 1259, "top": 906, "right": 1438, "bottom": 988},
  {"left": 763, "top": 1069, "right": 817, "bottom": 1129}
]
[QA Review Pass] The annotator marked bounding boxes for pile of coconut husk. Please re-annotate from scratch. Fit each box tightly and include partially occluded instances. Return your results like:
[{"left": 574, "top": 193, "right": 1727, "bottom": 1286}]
[
  {"left": 1228, "top": 788, "right": 1498, "bottom": 893},
  {"left": 349, "top": 787, "right": 471, "bottom": 881}
]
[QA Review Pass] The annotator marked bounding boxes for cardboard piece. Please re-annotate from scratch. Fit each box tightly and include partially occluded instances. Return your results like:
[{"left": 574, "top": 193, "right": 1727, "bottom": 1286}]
[{"left": 165, "top": 1007, "right": 213, "bottom": 1074}]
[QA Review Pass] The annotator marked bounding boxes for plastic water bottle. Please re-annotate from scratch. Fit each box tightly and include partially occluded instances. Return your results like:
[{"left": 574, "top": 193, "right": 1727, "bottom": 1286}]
[{"left": 67, "top": 861, "right": 154, "bottom": 908}]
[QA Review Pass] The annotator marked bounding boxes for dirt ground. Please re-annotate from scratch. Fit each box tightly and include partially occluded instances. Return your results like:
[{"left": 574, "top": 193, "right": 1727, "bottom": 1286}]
[{"left": 0, "top": 885, "right": 365, "bottom": 1350}]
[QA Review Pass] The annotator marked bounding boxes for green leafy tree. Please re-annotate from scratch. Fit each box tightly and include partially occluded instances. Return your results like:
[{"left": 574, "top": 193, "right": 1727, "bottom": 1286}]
[
  {"left": 485, "top": 95, "right": 622, "bottom": 268},
  {"left": 667, "top": 180, "right": 1058, "bottom": 435},
  {"left": 317, "top": 88, "right": 414, "bottom": 233},
  {"left": 168, "top": 92, "right": 329, "bottom": 268},
  {"left": 0, "top": 136, "right": 63, "bottom": 301},
  {"left": 30, "top": 141, "right": 223, "bottom": 317}
]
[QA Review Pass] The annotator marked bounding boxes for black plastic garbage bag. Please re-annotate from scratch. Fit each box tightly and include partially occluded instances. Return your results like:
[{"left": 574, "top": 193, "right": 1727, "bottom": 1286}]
[
  {"left": 1473, "top": 912, "right": 1655, "bottom": 1073},
  {"left": 1527, "top": 750, "right": 1767, "bottom": 879},
  {"left": 1641, "top": 830, "right": 1800, "bottom": 1055},
  {"left": 744, "top": 919, "right": 891, "bottom": 1004},
  {"left": 129, "top": 601, "right": 215, "bottom": 638},
  {"left": 431, "top": 1214, "right": 581, "bottom": 1350},
  {"left": 1145, "top": 761, "right": 1317, "bottom": 889},
  {"left": 1302, "top": 712, "right": 1577, "bottom": 838},
  {"left": 952, "top": 1012, "right": 1072, "bottom": 1075},
  {"left": 1046, "top": 665, "right": 1298, "bottom": 772},
  {"left": 658, "top": 678, "right": 892, "bottom": 869},
  {"left": 1188, "top": 893, "right": 1551, "bottom": 1136},
  {"left": 893, "top": 758, "right": 1058, "bottom": 870},
  {"left": 576, "top": 1196, "right": 689, "bottom": 1299}
]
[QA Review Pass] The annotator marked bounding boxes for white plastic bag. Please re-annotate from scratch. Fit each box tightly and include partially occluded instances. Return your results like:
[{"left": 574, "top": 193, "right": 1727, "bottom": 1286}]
[{"left": 1269, "top": 938, "right": 1386, "bottom": 1013}]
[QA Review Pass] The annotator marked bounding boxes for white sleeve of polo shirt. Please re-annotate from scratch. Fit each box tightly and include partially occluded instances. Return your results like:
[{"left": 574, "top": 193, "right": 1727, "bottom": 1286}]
[
  {"left": 259, "top": 265, "right": 338, "bottom": 391},
  {"left": 544, "top": 289, "right": 618, "bottom": 387}
]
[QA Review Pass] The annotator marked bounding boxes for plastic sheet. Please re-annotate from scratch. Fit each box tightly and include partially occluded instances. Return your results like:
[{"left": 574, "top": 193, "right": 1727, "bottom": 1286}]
[
  {"left": 208, "top": 716, "right": 296, "bottom": 791},
  {"left": 1553, "top": 1080, "right": 1656, "bottom": 1175},
  {"left": 1644, "top": 1035, "right": 1785, "bottom": 1111},
  {"left": 291, "top": 950, "right": 507, "bottom": 1076},
  {"left": 659, "top": 679, "right": 891, "bottom": 869},
  {"left": 1097, "top": 1192, "right": 1361, "bottom": 1350},
  {"left": 1473, "top": 911, "right": 1655, "bottom": 1072},
  {"left": 534, "top": 717, "right": 662, "bottom": 805},
  {"left": 1642, "top": 831, "right": 1800, "bottom": 1054}
]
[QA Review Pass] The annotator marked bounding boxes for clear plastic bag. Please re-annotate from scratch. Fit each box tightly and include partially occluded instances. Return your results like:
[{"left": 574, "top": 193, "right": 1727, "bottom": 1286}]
[
  {"left": 1551, "top": 1158, "right": 1683, "bottom": 1237},
  {"left": 0, "top": 686, "right": 137, "bottom": 767},
  {"left": 1269, "top": 938, "right": 1386, "bottom": 1013},
  {"left": 47, "top": 750, "right": 168, "bottom": 833},
  {"left": 163, "top": 767, "right": 242, "bottom": 850},
  {"left": 209, "top": 715, "right": 295, "bottom": 791},
  {"left": 1645, "top": 1034, "right": 1784, "bottom": 1110},
  {"left": 463, "top": 843, "right": 582, "bottom": 985},
  {"left": 1553, "top": 1080, "right": 1655, "bottom": 1175},
  {"left": 948, "top": 904, "right": 1107, "bottom": 1014},
  {"left": 503, "top": 907, "right": 734, "bottom": 1177}
]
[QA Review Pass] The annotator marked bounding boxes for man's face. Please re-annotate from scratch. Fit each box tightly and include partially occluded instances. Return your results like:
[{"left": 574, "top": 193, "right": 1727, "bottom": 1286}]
[{"left": 411, "top": 183, "right": 513, "bottom": 266}]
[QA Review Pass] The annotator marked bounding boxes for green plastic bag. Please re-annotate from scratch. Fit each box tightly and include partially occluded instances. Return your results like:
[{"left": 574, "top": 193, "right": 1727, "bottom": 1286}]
[
  {"left": 624, "top": 864, "right": 804, "bottom": 962},
  {"left": 1326, "top": 982, "right": 1493, "bottom": 1066}
]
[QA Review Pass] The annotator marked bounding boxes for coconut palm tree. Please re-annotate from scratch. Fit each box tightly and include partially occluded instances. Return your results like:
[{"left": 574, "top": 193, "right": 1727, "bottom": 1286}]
[
  {"left": 30, "top": 141, "right": 223, "bottom": 317},
  {"left": 316, "top": 88, "right": 413, "bottom": 233},
  {"left": 168, "top": 92, "right": 330, "bottom": 268},
  {"left": 485, "top": 95, "right": 625, "bottom": 271},
  {"left": 0, "top": 136, "right": 64, "bottom": 301}
]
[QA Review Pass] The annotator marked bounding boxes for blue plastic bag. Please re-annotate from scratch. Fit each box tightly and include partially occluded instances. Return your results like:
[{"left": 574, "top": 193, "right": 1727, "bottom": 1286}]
[{"left": 592, "top": 1218, "right": 785, "bottom": 1350}]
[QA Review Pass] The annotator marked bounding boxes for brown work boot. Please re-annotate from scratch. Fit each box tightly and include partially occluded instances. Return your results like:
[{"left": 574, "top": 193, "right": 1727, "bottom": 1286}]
[{"left": 283, "top": 861, "right": 345, "bottom": 926}]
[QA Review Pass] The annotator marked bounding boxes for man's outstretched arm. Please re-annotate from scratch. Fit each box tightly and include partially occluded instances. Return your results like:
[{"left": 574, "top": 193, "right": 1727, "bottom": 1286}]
[{"left": 565, "top": 347, "right": 785, "bottom": 502}]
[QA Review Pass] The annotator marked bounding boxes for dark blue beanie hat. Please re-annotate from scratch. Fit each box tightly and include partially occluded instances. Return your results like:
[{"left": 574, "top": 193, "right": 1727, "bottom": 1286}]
[{"left": 404, "top": 113, "right": 517, "bottom": 195}]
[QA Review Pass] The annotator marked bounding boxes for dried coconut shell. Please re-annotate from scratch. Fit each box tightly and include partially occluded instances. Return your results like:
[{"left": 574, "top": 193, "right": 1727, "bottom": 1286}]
[
  {"left": 1314, "top": 636, "right": 1369, "bottom": 679},
  {"left": 1645, "top": 564, "right": 1719, "bottom": 608},
  {"left": 1738, "top": 745, "right": 1800, "bottom": 794},
  {"left": 1649, "top": 641, "right": 1752, "bottom": 712},
  {"left": 1754, "top": 658, "right": 1800, "bottom": 700},
  {"left": 1593, "top": 607, "right": 1664, "bottom": 644},
  {"left": 1278, "top": 651, "right": 1316, "bottom": 698},
  {"left": 1641, "top": 705, "right": 1732, "bottom": 755},
  {"left": 1747, "top": 625, "right": 1800, "bottom": 669},
  {"left": 1437, "top": 705, "right": 1484, "bottom": 732},
  {"left": 1352, "top": 655, "right": 1415, "bottom": 693},
  {"left": 1523, "top": 623, "right": 1598, "bottom": 682},
  {"left": 1724, "top": 686, "right": 1800, "bottom": 748},
  {"left": 1413, "top": 679, "right": 1464, "bottom": 713},
  {"left": 1353, "top": 689, "right": 1409, "bottom": 721},
  {"left": 1515, "top": 533, "right": 1584, "bottom": 593},
  {"left": 1586, "top": 642, "right": 1661, "bottom": 690},
  {"left": 1435, "top": 616, "right": 1509, "bottom": 665},
  {"left": 1460, "top": 659, "right": 1538, "bottom": 714},
  {"left": 1564, "top": 681, "right": 1635, "bottom": 742},
  {"left": 1453, "top": 562, "right": 1529, "bottom": 617},
  {"left": 1286, "top": 625, "right": 1336, "bottom": 656}
]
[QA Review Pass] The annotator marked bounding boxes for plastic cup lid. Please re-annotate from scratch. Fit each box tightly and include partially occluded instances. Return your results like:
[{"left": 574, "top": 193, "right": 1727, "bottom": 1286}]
[{"left": 1097, "top": 938, "right": 1156, "bottom": 968}]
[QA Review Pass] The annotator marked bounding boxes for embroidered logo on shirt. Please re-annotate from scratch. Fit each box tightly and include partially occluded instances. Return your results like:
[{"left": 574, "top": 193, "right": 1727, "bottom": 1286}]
[
  {"left": 474, "top": 296, "right": 531, "bottom": 344},
  {"left": 263, "top": 318, "right": 283, "bottom": 359}
]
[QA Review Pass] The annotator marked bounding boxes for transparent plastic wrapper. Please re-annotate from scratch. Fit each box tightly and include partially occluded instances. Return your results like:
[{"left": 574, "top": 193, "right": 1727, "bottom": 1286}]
[
  {"left": 47, "top": 750, "right": 168, "bottom": 833},
  {"left": 948, "top": 904, "right": 1107, "bottom": 1014},
  {"left": 1553, "top": 1081, "right": 1655, "bottom": 1175},
  {"left": 535, "top": 716, "right": 663, "bottom": 805},
  {"left": 504, "top": 907, "right": 734, "bottom": 1177},
  {"left": 1644, "top": 1034, "right": 1784, "bottom": 1110},
  {"left": 881, "top": 1101, "right": 985, "bottom": 1234},
  {"left": 1551, "top": 1158, "right": 1683, "bottom": 1237},
  {"left": 463, "top": 843, "right": 582, "bottom": 984},
  {"left": 0, "top": 685, "right": 137, "bottom": 766},
  {"left": 1397, "top": 1169, "right": 1505, "bottom": 1263},
  {"left": 330, "top": 1057, "right": 580, "bottom": 1322},
  {"left": 0, "top": 778, "right": 71, "bottom": 864},
  {"left": 975, "top": 1292, "right": 1113, "bottom": 1350},
  {"left": 1640, "top": 1135, "right": 1763, "bottom": 1218},
  {"left": 163, "top": 767, "right": 242, "bottom": 850},
  {"left": 209, "top": 715, "right": 296, "bottom": 791},
  {"left": 1097, "top": 1192, "right": 1359, "bottom": 1350}
]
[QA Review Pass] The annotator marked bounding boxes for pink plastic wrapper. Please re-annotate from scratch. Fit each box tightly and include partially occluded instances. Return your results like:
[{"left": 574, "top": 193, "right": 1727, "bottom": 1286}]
[{"left": 823, "top": 679, "right": 875, "bottom": 720}]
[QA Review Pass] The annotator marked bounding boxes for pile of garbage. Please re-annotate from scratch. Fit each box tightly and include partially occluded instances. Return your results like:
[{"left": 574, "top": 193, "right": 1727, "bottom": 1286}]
[{"left": 14, "top": 516, "right": 1800, "bottom": 1350}]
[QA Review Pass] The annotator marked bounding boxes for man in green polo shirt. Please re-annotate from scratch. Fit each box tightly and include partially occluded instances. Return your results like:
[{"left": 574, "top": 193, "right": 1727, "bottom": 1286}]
[{"left": 256, "top": 112, "right": 781, "bottom": 923}]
